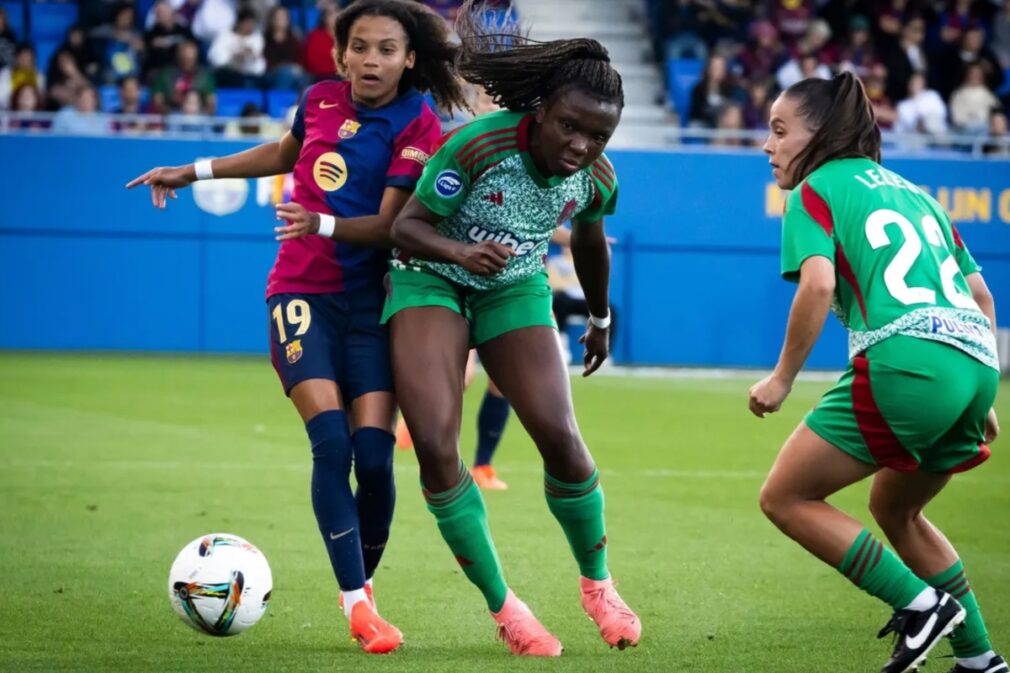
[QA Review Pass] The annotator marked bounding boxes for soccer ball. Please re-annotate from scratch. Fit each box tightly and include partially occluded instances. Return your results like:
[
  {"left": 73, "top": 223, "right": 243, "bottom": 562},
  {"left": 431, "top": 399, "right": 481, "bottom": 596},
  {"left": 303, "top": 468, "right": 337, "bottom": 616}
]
[{"left": 167, "top": 533, "right": 272, "bottom": 637}]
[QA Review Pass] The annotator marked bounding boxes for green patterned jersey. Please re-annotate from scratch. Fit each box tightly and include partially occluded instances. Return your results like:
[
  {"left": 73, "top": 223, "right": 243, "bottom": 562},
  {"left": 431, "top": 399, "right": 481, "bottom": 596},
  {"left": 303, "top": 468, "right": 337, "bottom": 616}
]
[
  {"left": 782, "top": 157, "right": 998, "bottom": 370},
  {"left": 403, "top": 110, "right": 618, "bottom": 290}
]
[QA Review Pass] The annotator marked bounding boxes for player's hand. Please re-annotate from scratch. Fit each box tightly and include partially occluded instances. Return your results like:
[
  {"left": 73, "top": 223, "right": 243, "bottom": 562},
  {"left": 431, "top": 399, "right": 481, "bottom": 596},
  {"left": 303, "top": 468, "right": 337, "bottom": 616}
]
[
  {"left": 274, "top": 202, "right": 321, "bottom": 240},
  {"left": 579, "top": 323, "right": 609, "bottom": 377},
  {"left": 125, "top": 165, "right": 195, "bottom": 209},
  {"left": 457, "top": 241, "right": 514, "bottom": 276},
  {"left": 749, "top": 374, "right": 792, "bottom": 418},
  {"left": 985, "top": 408, "right": 1000, "bottom": 444}
]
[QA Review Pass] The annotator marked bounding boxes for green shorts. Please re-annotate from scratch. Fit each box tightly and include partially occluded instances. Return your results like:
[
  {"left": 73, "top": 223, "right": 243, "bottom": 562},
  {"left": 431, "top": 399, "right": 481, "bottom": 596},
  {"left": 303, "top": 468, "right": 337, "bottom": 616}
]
[
  {"left": 380, "top": 265, "right": 556, "bottom": 346},
  {"left": 806, "top": 335, "right": 998, "bottom": 473}
]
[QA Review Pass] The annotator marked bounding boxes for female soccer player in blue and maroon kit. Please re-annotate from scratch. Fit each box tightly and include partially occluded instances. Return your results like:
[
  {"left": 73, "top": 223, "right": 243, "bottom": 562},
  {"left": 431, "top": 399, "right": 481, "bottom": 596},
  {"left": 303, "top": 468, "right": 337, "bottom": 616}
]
[{"left": 127, "top": 0, "right": 468, "bottom": 653}]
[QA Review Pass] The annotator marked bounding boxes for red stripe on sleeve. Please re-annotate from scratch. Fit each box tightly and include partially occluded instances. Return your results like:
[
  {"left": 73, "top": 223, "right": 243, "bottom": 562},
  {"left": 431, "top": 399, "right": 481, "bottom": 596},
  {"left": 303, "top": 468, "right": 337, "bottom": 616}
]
[
  {"left": 456, "top": 127, "right": 514, "bottom": 163},
  {"left": 951, "top": 225, "right": 966, "bottom": 249},
  {"left": 801, "top": 182, "right": 834, "bottom": 237},
  {"left": 593, "top": 156, "right": 615, "bottom": 181},
  {"left": 461, "top": 138, "right": 518, "bottom": 172},
  {"left": 590, "top": 166, "right": 613, "bottom": 191}
]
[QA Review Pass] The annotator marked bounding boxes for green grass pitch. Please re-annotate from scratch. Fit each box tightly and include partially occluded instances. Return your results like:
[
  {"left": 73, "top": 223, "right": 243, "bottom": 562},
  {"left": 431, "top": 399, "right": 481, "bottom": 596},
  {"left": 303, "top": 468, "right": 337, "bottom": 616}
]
[{"left": 2, "top": 353, "right": 1008, "bottom": 673}]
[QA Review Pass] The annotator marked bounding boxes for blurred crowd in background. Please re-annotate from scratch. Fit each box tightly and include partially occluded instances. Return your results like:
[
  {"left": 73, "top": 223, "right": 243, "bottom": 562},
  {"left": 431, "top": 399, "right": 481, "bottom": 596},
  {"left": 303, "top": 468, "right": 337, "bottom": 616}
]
[{"left": 1, "top": 0, "right": 1009, "bottom": 154}]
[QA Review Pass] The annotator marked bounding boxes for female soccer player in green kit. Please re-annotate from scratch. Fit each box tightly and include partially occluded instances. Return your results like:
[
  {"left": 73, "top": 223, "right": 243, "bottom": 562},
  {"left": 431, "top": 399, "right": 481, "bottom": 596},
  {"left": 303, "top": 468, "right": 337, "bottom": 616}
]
[
  {"left": 751, "top": 71, "right": 1002, "bottom": 673},
  {"left": 380, "top": 0, "right": 639, "bottom": 657}
]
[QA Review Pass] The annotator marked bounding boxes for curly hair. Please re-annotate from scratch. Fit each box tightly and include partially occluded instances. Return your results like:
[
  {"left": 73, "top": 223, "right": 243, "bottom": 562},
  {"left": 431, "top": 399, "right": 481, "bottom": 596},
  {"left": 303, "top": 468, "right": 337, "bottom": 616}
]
[{"left": 334, "top": 0, "right": 468, "bottom": 114}]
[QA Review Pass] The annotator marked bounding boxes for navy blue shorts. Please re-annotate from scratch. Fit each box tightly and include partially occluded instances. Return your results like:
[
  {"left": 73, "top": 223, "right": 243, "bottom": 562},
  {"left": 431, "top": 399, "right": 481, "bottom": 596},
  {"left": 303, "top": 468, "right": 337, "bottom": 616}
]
[{"left": 267, "top": 289, "right": 392, "bottom": 400}]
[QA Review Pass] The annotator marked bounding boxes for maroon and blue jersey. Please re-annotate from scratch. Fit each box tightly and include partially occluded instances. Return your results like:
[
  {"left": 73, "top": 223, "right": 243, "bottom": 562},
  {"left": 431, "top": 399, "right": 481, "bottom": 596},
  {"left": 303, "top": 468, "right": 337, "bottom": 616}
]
[{"left": 266, "top": 80, "right": 442, "bottom": 297}]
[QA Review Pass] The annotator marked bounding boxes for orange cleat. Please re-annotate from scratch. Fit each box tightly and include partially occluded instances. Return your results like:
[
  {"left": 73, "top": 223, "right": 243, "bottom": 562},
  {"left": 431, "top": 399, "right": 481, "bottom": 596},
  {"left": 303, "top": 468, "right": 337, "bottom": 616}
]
[
  {"left": 339, "top": 583, "right": 376, "bottom": 612},
  {"left": 579, "top": 576, "right": 641, "bottom": 650},
  {"left": 349, "top": 600, "right": 402, "bottom": 654},
  {"left": 472, "top": 464, "right": 509, "bottom": 491},
  {"left": 395, "top": 418, "right": 413, "bottom": 451},
  {"left": 490, "top": 590, "right": 563, "bottom": 656}
]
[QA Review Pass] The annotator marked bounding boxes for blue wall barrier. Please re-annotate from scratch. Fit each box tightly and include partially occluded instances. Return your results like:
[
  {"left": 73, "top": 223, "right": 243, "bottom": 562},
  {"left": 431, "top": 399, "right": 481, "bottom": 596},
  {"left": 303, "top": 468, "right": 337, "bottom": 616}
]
[{"left": 1, "top": 135, "right": 1007, "bottom": 368}]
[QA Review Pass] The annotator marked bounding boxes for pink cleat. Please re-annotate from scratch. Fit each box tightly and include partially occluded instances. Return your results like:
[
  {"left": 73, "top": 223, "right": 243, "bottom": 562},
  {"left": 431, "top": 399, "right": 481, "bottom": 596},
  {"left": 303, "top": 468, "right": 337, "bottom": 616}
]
[
  {"left": 580, "top": 576, "right": 641, "bottom": 650},
  {"left": 490, "top": 590, "right": 563, "bottom": 656}
]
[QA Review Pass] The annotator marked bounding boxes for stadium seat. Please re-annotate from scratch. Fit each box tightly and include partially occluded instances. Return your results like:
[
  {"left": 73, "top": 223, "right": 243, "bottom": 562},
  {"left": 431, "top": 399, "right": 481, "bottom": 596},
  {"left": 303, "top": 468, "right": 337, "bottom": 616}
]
[
  {"left": 29, "top": 2, "right": 78, "bottom": 42},
  {"left": 215, "top": 88, "right": 266, "bottom": 117},
  {"left": 34, "top": 38, "right": 59, "bottom": 75},
  {"left": 999, "top": 68, "right": 1010, "bottom": 97},
  {"left": 99, "top": 85, "right": 119, "bottom": 112},
  {"left": 289, "top": 5, "right": 319, "bottom": 33},
  {"left": 666, "top": 58, "right": 703, "bottom": 127},
  {"left": 266, "top": 89, "right": 298, "bottom": 119},
  {"left": 1, "top": 1, "right": 24, "bottom": 38}
]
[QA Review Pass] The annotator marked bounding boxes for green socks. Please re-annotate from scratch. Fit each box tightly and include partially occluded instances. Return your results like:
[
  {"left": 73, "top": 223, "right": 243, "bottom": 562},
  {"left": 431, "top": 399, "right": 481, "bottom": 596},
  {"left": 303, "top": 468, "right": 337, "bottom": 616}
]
[
  {"left": 838, "top": 529, "right": 930, "bottom": 610},
  {"left": 424, "top": 462, "right": 508, "bottom": 612},
  {"left": 927, "top": 560, "right": 992, "bottom": 658},
  {"left": 545, "top": 468, "right": 609, "bottom": 581}
]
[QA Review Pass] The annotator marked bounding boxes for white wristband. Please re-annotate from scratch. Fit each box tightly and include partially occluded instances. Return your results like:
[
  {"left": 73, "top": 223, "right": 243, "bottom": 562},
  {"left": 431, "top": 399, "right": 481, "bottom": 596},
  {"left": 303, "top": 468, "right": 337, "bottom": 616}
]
[
  {"left": 589, "top": 312, "right": 611, "bottom": 329},
  {"left": 317, "top": 213, "right": 336, "bottom": 238},
  {"left": 194, "top": 159, "right": 215, "bottom": 180}
]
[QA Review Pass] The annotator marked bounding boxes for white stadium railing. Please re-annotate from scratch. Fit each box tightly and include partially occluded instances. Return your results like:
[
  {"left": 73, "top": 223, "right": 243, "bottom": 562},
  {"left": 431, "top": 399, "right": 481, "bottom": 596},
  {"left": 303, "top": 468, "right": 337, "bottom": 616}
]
[{"left": 2, "top": 111, "right": 1009, "bottom": 158}]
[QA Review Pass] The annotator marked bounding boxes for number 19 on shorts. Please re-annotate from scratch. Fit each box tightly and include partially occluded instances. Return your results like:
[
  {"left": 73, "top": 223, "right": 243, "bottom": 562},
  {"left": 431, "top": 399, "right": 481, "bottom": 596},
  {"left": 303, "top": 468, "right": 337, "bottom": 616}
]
[{"left": 272, "top": 299, "right": 312, "bottom": 344}]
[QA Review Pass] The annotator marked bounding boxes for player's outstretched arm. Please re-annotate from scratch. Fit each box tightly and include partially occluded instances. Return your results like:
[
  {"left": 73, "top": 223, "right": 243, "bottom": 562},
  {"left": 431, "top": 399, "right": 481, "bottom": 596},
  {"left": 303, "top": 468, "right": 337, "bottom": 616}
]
[
  {"left": 749, "top": 255, "right": 835, "bottom": 418},
  {"left": 390, "top": 195, "right": 514, "bottom": 276},
  {"left": 570, "top": 218, "right": 612, "bottom": 377},
  {"left": 125, "top": 131, "right": 302, "bottom": 209}
]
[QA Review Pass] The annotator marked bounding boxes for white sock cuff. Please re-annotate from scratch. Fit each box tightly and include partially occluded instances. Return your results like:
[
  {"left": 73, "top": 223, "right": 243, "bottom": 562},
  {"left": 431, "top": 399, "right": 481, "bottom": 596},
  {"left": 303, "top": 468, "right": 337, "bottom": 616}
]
[{"left": 342, "top": 588, "right": 368, "bottom": 618}]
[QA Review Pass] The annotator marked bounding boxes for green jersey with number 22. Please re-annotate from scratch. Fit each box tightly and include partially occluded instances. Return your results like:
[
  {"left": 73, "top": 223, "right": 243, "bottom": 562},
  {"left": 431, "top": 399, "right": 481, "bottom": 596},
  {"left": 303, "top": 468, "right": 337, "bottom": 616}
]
[{"left": 781, "top": 157, "right": 998, "bottom": 370}]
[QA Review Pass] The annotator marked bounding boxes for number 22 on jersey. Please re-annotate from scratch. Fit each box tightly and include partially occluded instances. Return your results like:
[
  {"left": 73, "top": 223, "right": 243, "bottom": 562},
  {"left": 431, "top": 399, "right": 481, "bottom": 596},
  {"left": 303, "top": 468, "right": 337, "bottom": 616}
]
[
  {"left": 272, "top": 299, "right": 312, "bottom": 344},
  {"left": 864, "top": 208, "right": 977, "bottom": 310}
]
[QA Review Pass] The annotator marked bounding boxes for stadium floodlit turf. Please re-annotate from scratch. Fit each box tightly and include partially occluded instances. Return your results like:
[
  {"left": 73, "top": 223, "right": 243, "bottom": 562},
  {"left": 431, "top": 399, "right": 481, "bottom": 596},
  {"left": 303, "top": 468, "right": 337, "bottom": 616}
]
[{"left": 2, "top": 353, "right": 1007, "bottom": 673}]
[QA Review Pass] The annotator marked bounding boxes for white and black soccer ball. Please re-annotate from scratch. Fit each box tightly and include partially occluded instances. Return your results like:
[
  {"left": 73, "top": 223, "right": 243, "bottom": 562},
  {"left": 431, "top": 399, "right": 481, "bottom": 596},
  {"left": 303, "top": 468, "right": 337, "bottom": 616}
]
[{"left": 168, "top": 533, "right": 272, "bottom": 637}]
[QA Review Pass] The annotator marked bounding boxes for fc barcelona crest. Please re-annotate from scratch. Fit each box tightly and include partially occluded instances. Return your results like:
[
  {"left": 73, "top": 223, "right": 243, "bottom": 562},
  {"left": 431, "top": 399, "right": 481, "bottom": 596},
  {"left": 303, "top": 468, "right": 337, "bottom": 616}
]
[
  {"left": 338, "top": 119, "right": 361, "bottom": 139},
  {"left": 285, "top": 339, "right": 303, "bottom": 364}
]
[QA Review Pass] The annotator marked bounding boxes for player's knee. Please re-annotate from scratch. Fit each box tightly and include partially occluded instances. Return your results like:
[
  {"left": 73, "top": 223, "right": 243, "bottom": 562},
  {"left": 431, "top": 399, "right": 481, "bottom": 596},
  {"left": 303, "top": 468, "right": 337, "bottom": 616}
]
[
  {"left": 758, "top": 481, "right": 794, "bottom": 527},
  {"left": 306, "top": 410, "right": 352, "bottom": 470},
  {"left": 869, "top": 497, "right": 920, "bottom": 532},
  {"left": 353, "top": 428, "right": 394, "bottom": 487},
  {"left": 410, "top": 416, "right": 458, "bottom": 455},
  {"left": 533, "top": 416, "right": 582, "bottom": 455}
]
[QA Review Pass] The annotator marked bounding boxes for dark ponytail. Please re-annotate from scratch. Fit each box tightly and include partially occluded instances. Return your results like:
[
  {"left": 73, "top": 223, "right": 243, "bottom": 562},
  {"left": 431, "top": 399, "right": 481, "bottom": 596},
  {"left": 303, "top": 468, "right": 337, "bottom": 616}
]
[
  {"left": 334, "top": 0, "right": 469, "bottom": 114},
  {"left": 454, "top": 0, "right": 623, "bottom": 112},
  {"left": 785, "top": 71, "right": 881, "bottom": 185}
]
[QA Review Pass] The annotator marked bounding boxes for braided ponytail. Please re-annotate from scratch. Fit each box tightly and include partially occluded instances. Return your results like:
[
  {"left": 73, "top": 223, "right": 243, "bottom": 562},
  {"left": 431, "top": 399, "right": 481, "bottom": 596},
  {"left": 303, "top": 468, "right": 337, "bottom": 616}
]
[{"left": 454, "top": 0, "right": 623, "bottom": 112}]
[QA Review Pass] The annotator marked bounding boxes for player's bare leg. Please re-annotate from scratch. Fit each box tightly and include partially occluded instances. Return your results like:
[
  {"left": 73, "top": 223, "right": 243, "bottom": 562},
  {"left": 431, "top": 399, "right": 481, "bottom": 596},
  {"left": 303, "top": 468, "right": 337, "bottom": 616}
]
[
  {"left": 479, "top": 326, "right": 640, "bottom": 650},
  {"left": 760, "top": 424, "right": 965, "bottom": 672},
  {"left": 871, "top": 470, "right": 999, "bottom": 671},
  {"left": 390, "top": 309, "right": 560, "bottom": 655}
]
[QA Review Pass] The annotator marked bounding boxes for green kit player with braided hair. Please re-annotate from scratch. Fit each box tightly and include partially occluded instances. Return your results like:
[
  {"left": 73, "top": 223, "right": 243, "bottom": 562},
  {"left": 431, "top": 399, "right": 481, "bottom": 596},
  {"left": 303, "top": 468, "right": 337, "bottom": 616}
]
[
  {"left": 752, "top": 71, "right": 1002, "bottom": 673},
  {"left": 380, "top": 0, "right": 639, "bottom": 657}
]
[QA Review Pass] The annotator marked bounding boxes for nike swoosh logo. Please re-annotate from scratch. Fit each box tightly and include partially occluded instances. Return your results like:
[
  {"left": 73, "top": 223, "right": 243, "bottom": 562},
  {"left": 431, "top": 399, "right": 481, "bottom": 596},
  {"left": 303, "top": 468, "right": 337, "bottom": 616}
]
[
  {"left": 329, "top": 528, "right": 354, "bottom": 540},
  {"left": 904, "top": 612, "right": 939, "bottom": 650},
  {"left": 319, "top": 100, "right": 339, "bottom": 109}
]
